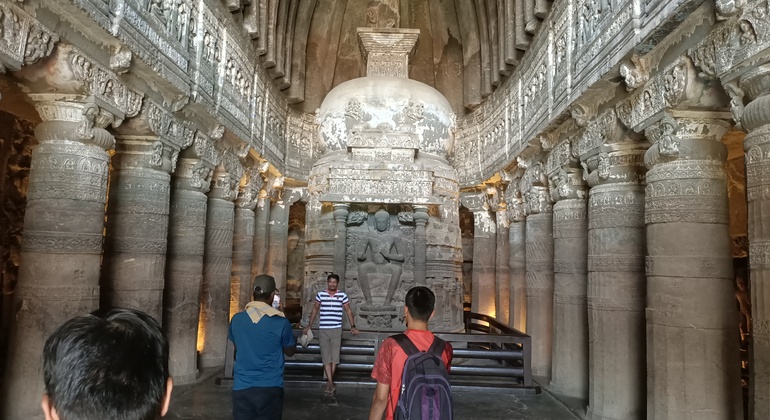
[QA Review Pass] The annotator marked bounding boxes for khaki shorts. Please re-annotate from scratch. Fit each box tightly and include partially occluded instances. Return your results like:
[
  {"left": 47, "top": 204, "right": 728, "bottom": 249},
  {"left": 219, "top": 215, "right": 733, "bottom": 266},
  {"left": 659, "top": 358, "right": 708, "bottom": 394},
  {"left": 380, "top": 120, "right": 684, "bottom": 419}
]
[{"left": 319, "top": 327, "right": 342, "bottom": 365}]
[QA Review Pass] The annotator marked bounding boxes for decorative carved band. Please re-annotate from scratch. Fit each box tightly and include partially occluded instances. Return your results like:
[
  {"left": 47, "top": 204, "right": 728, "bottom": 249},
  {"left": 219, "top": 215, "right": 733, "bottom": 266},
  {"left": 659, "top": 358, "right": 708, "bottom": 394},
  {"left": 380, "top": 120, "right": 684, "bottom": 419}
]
[
  {"left": 554, "top": 260, "right": 588, "bottom": 273},
  {"left": 749, "top": 242, "right": 770, "bottom": 269},
  {"left": 22, "top": 231, "right": 104, "bottom": 254},
  {"left": 554, "top": 293, "right": 588, "bottom": 305},
  {"left": 107, "top": 237, "right": 168, "bottom": 254},
  {"left": 588, "top": 255, "right": 645, "bottom": 272},
  {"left": 14, "top": 285, "right": 100, "bottom": 302},
  {"left": 645, "top": 255, "right": 733, "bottom": 278}
]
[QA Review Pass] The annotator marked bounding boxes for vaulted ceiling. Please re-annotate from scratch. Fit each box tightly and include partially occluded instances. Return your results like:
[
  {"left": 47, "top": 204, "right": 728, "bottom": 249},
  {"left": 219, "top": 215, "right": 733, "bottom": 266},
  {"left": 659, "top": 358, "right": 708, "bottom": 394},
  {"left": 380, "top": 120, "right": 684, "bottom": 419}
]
[{"left": 227, "top": 0, "right": 553, "bottom": 115}]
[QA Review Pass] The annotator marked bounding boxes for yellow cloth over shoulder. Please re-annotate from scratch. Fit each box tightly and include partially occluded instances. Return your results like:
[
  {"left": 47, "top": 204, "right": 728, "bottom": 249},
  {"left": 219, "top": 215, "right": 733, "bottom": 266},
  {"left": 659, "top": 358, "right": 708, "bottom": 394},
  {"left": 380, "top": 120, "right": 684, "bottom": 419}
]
[{"left": 244, "top": 301, "right": 285, "bottom": 324}]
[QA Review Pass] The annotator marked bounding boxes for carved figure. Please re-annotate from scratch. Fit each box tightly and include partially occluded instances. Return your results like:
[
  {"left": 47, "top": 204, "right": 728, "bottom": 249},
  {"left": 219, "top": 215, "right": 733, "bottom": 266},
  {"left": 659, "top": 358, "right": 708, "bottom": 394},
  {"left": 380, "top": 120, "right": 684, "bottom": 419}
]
[
  {"left": 356, "top": 209, "right": 405, "bottom": 309},
  {"left": 739, "top": 20, "right": 756, "bottom": 46},
  {"left": 24, "top": 26, "right": 53, "bottom": 65},
  {"left": 76, "top": 104, "right": 99, "bottom": 140}
]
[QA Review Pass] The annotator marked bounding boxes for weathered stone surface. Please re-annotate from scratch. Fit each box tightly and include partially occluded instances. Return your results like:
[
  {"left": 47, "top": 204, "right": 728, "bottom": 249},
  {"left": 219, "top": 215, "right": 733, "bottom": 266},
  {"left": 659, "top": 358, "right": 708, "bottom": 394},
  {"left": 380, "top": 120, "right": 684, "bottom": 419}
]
[{"left": 2, "top": 98, "right": 114, "bottom": 420}]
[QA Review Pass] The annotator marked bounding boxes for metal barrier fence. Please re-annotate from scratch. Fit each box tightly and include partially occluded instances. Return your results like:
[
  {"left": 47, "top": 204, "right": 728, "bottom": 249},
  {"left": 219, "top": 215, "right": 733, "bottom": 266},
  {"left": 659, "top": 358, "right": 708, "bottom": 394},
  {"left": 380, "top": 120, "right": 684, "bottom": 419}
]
[{"left": 221, "top": 311, "right": 534, "bottom": 389}]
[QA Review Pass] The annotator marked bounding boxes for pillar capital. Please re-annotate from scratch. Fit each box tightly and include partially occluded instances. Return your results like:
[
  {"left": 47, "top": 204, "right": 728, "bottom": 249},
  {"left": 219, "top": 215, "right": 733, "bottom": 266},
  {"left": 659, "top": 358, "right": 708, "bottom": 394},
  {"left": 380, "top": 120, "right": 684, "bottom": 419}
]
[
  {"left": 208, "top": 147, "right": 246, "bottom": 201},
  {"left": 504, "top": 183, "right": 526, "bottom": 223},
  {"left": 332, "top": 203, "right": 350, "bottom": 221},
  {"left": 30, "top": 97, "right": 117, "bottom": 150},
  {"left": 19, "top": 44, "right": 142, "bottom": 123},
  {"left": 643, "top": 113, "right": 731, "bottom": 169},
  {"left": 173, "top": 132, "right": 219, "bottom": 193},
  {"left": 412, "top": 205, "right": 430, "bottom": 224},
  {"left": 235, "top": 167, "right": 265, "bottom": 210},
  {"left": 459, "top": 192, "right": 489, "bottom": 214},
  {"left": 520, "top": 161, "right": 552, "bottom": 215},
  {"left": 113, "top": 99, "right": 197, "bottom": 173},
  {"left": 546, "top": 137, "right": 587, "bottom": 202}
]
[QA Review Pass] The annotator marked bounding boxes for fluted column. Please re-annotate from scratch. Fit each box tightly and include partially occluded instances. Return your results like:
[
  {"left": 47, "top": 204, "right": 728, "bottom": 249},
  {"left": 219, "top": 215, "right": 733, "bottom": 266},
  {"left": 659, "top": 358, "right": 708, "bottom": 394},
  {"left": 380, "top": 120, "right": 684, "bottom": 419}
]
[
  {"left": 494, "top": 200, "right": 510, "bottom": 325},
  {"left": 578, "top": 115, "right": 648, "bottom": 420},
  {"left": 547, "top": 161, "right": 588, "bottom": 400},
  {"left": 644, "top": 114, "right": 742, "bottom": 419},
  {"left": 102, "top": 104, "right": 189, "bottom": 321},
  {"left": 413, "top": 205, "right": 429, "bottom": 286},
  {"left": 164, "top": 134, "right": 217, "bottom": 385},
  {"left": 506, "top": 187, "right": 527, "bottom": 332},
  {"left": 460, "top": 193, "right": 497, "bottom": 316},
  {"left": 332, "top": 203, "right": 350, "bottom": 283},
  {"left": 521, "top": 162, "right": 554, "bottom": 381},
  {"left": 2, "top": 97, "right": 115, "bottom": 419},
  {"left": 266, "top": 188, "right": 304, "bottom": 298},
  {"left": 231, "top": 168, "right": 263, "bottom": 316},
  {"left": 736, "top": 66, "right": 770, "bottom": 420},
  {"left": 199, "top": 161, "right": 242, "bottom": 368}
]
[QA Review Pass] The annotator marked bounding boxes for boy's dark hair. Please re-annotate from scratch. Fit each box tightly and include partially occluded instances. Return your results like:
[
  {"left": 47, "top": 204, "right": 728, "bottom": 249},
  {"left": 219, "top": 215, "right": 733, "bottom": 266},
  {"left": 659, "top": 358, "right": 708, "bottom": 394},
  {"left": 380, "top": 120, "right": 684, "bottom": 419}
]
[
  {"left": 327, "top": 273, "right": 340, "bottom": 282},
  {"left": 43, "top": 308, "right": 170, "bottom": 420},
  {"left": 405, "top": 286, "right": 435, "bottom": 322}
]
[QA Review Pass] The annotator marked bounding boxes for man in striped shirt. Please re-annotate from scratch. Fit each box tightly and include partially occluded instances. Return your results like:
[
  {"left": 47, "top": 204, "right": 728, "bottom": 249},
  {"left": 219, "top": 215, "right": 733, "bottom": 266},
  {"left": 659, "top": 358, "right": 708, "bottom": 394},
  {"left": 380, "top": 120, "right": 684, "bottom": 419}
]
[{"left": 303, "top": 273, "right": 359, "bottom": 395}]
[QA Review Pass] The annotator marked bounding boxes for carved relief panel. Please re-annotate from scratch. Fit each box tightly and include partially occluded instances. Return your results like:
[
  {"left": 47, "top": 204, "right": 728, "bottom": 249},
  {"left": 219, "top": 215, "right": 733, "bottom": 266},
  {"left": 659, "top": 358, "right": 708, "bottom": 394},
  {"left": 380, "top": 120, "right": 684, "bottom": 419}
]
[
  {"left": 574, "top": 0, "right": 635, "bottom": 87},
  {"left": 552, "top": 3, "right": 573, "bottom": 111},
  {"left": 191, "top": 0, "right": 225, "bottom": 111},
  {"left": 218, "top": 29, "right": 255, "bottom": 141}
]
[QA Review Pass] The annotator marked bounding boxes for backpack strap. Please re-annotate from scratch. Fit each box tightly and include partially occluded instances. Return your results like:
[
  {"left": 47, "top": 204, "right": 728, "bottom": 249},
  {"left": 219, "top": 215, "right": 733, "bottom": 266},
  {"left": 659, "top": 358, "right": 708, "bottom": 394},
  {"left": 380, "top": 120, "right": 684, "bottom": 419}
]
[
  {"left": 392, "top": 333, "right": 420, "bottom": 356},
  {"left": 427, "top": 336, "right": 446, "bottom": 358}
]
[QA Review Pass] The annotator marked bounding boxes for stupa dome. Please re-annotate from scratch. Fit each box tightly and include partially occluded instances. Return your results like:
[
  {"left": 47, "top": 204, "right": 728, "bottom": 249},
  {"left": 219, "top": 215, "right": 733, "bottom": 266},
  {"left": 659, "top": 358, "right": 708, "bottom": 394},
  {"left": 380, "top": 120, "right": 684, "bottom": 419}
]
[{"left": 316, "top": 75, "right": 455, "bottom": 159}]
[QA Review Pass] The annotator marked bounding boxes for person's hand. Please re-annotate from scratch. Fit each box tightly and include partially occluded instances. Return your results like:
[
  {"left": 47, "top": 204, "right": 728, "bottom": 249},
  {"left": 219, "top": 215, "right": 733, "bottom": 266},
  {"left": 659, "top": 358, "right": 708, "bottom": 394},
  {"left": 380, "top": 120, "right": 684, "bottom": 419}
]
[
  {"left": 303, "top": 326, "right": 311, "bottom": 334},
  {"left": 351, "top": 327, "right": 360, "bottom": 335}
]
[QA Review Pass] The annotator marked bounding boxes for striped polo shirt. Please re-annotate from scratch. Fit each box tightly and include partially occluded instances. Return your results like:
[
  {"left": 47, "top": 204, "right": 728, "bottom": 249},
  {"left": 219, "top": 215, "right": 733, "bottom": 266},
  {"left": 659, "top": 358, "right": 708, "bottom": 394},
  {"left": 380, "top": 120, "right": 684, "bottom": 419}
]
[{"left": 315, "top": 290, "right": 349, "bottom": 329}]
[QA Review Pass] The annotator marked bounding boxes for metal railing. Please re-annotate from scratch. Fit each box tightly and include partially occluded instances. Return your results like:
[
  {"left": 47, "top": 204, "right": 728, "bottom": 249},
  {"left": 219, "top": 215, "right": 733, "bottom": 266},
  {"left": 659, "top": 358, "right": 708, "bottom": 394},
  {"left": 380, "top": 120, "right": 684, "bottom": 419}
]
[{"left": 221, "top": 311, "right": 535, "bottom": 390}]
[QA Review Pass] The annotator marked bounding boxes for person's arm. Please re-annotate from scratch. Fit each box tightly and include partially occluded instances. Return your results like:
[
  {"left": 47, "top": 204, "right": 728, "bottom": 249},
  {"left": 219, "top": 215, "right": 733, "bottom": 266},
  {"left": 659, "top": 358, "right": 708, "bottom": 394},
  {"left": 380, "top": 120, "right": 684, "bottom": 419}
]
[
  {"left": 304, "top": 300, "right": 321, "bottom": 333},
  {"left": 368, "top": 383, "right": 390, "bottom": 420},
  {"left": 282, "top": 319, "right": 297, "bottom": 356},
  {"left": 343, "top": 303, "right": 359, "bottom": 335}
]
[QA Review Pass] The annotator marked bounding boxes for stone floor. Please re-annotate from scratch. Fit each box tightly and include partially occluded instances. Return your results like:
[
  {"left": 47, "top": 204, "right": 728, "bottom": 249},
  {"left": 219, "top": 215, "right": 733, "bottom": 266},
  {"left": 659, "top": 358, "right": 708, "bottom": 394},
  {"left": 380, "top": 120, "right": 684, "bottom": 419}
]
[{"left": 166, "top": 372, "right": 581, "bottom": 420}]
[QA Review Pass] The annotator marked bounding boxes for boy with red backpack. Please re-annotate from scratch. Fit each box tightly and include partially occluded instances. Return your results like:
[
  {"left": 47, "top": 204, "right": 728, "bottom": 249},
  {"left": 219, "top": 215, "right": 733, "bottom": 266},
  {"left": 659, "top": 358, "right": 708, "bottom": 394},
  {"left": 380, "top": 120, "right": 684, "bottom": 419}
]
[{"left": 369, "top": 286, "right": 454, "bottom": 420}]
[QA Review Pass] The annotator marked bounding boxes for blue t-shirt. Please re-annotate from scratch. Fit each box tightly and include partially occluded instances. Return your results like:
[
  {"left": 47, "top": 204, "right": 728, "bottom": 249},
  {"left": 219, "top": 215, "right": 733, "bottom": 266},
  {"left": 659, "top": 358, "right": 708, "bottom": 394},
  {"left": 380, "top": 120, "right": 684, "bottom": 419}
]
[{"left": 228, "top": 311, "right": 296, "bottom": 390}]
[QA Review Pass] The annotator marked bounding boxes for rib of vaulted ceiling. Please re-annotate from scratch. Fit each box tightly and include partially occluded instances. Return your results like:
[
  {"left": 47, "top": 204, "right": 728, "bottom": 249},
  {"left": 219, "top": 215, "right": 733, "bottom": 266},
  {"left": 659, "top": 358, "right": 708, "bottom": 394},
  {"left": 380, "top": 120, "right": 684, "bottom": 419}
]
[{"left": 234, "top": 0, "right": 551, "bottom": 115}]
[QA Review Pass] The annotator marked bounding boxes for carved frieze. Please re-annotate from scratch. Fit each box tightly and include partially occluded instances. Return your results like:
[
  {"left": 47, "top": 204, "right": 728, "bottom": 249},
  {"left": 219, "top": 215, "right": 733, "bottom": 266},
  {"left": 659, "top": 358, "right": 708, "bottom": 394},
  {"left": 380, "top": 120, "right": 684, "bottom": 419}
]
[
  {"left": 323, "top": 167, "right": 437, "bottom": 204},
  {"left": 575, "top": 109, "right": 624, "bottom": 159},
  {"left": 0, "top": 2, "right": 58, "bottom": 72},
  {"left": 65, "top": 46, "right": 143, "bottom": 121},
  {"left": 645, "top": 160, "right": 729, "bottom": 225}
]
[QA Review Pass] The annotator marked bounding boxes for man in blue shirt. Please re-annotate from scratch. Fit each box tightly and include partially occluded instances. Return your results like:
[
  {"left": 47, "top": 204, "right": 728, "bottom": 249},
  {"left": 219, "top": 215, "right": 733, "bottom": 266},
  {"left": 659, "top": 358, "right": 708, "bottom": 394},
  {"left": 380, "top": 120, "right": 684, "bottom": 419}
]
[{"left": 229, "top": 274, "right": 297, "bottom": 420}]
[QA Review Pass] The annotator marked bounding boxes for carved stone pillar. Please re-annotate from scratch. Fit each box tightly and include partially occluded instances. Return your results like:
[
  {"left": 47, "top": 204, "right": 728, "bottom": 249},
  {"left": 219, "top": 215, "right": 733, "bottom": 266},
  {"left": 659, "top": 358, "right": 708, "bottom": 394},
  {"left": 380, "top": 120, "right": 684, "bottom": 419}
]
[
  {"left": 521, "top": 162, "right": 554, "bottom": 381},
  {"left": 413, "top": 205, "right": 430, "bottom": 286},
  {"left": 332, "top": 203, "right": 350, "bottom": 282},
  {"left": 266, "top": 188, "right": 304, "bottom": 298},
  {"left": 2, "top": 97, "right": 116, "bottom": 419},
  {"left": 494, "top": 199, "right": 510, "bottom": 325},
  {"left": 199, "top": 157, "right": 243, "bottom": 368},
  {"left": 460, "top": 193, "right": 497, "bottom": 316},
  {"left": 577, "top": 111, "right": 648, "bottom": 420},
  {"left": 643, "top": 114, "right": 742, "bottom": 418},
  {"left": 545, "top": 138, "right": 589, "bottom": 401},
  {"left": 252, "top": 194, "right": 272, "bottom": 277},
  {"left": 507, "top": 187, "right": 527, "bottom": 332},
  {"left": 102, "top": 102, "right": 191, "bottom": 322},
  {"left": 736, "top": 66, "right": 770, "bottom": 420},
  {"left": 163, "top": 134, "right": 217, "bottom": 385},
  {"left": 231, "top": 168, "right": 263, "bottom": 316}
]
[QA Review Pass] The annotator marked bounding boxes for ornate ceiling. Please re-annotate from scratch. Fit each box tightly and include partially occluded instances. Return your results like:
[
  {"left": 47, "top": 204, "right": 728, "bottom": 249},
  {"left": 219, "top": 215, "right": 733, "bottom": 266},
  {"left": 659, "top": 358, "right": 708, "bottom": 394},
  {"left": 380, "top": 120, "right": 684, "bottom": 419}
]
[{"left": 227, "top": 0, "right": 552, "bottom": 115}]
